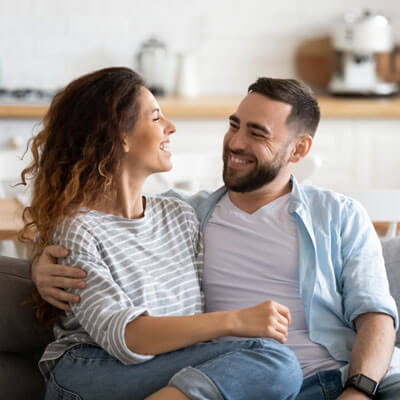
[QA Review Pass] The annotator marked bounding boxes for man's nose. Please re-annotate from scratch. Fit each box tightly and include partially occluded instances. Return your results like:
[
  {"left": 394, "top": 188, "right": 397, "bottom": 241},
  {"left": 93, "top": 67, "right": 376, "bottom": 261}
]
[{"left": 228, "top": 128, "right": 246, "bottom": 150}]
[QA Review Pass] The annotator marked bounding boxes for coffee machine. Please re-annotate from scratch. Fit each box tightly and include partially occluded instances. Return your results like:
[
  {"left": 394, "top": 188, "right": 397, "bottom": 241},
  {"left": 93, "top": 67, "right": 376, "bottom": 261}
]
[{"left": 329, "top": 10, "right": 399, "bottom": 96}]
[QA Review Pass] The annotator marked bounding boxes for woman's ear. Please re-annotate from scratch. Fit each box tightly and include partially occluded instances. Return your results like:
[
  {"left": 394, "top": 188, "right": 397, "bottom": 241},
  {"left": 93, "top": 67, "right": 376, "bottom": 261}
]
[
  {"left": 289, "top": 135, "right": 313, "bottom": 164},
  {"left": 122, "top": 134, "right": 130, "bottom": 153}
]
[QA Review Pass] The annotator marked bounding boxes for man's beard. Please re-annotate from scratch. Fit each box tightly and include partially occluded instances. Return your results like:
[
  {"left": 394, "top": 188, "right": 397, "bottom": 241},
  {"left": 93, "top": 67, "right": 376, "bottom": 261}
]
[{"left": 223, "top": 147, "right": 287, "bottom": 193}]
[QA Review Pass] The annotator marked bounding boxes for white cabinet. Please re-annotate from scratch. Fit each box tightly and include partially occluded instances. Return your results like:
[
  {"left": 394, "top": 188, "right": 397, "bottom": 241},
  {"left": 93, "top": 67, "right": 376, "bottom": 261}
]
[{"left": 310, "top": 119, "right": 400, "bottom": 191}]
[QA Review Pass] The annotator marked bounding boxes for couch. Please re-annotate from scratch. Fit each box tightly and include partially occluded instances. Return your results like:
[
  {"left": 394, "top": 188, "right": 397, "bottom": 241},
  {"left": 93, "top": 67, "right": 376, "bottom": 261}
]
[{"left": 1, "top": 238, "right": 400, "bottom": 400}]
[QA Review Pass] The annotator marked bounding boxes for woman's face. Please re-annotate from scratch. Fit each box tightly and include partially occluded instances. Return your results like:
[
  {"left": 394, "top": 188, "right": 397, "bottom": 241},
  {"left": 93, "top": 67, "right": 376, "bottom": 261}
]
[{"left": 123, "top": 87, "right": 176, "bottom": 177}]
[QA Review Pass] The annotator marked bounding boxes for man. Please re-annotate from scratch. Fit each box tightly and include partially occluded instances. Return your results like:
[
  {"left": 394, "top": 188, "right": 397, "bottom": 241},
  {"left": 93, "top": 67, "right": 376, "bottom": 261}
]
[{"left": 34, "top": 78, "right": 400, "bottom": 399}]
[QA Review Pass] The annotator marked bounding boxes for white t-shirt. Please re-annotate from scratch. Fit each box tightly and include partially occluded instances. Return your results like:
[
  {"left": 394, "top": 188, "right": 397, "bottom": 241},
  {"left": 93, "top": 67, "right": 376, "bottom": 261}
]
[{"left": 204, "top": 193, "right": 345, "bottom": 379}]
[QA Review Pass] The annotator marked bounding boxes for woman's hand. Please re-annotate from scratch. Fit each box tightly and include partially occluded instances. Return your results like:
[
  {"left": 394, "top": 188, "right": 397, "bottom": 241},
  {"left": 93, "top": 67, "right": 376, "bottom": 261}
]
[
  {"left": 31, "top": 245, "right": 87, "bottom": 311},
  {"left": 230, "top": 300, "right": 291, "bottom": 344}
]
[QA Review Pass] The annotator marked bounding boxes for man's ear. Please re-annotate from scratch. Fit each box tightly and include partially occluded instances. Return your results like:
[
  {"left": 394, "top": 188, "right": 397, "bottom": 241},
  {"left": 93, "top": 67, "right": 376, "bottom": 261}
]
[{"left": 289, "top": 135, "right": 313, "bottom": 163}]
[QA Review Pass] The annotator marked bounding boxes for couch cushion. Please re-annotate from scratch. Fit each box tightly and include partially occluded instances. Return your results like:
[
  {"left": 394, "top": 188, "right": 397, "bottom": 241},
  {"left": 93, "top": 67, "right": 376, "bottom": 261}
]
[
  {"left": 0, "top": 351, "right": 45, "bottom": 400},
  {"left": 0, "top": 256, "right": 53, "bottom": 353},
  {"left": 381, "top": 237, "right": 400, "bottom": 345}
]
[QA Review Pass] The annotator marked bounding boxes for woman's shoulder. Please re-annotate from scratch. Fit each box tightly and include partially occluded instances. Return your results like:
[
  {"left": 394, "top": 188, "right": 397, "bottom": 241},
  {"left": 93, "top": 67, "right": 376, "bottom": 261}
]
[
  {"left": 54, "top": 211, "right": 99, "bottom": 247},
  {"left": 148, "top": 195, "right": 196, "bottom": 215},
  {"left": 148, "top": 195, "right": 200, "bottom": 232}
]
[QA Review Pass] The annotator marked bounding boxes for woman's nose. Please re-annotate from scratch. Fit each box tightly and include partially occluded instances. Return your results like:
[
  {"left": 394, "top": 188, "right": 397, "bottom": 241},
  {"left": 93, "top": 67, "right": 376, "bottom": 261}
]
[{"left": 166, "top": 119, "right": 176, "bottom": 135}]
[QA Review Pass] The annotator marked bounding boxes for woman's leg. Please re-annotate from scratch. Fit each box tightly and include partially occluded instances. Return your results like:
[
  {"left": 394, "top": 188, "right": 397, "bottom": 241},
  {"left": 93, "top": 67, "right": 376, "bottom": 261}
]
[
  {"left": 168, "top": 339, "right": 302, "bottom": 400},
  {"left": 47, "top": 339, "right": 300, "bottom": 400},
  {"left": 145, "top": 387, "right": 189, "bottom": 400}
]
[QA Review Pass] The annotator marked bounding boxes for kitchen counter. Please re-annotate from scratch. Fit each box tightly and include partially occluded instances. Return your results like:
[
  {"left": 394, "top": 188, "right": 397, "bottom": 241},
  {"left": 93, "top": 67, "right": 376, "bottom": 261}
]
[{"left": 1, "top": 95, "right": 400, "bottom": 119}]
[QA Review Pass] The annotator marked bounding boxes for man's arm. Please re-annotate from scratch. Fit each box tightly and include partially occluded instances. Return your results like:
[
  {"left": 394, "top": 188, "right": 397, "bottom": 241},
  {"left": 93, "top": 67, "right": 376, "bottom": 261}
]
[
  {"left": 338, "top": 312, "right": 396, "bottom": 399},
  {"left": 32, "top": 189, "right": 212, "bottom": 311},
  {"left": 31, "top": 245, "right": 86, "bottom": 311}
]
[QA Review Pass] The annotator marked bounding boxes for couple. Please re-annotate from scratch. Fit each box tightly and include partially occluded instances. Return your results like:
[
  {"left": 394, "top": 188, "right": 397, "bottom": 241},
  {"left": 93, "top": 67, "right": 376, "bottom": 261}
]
[{"left": 25, "top": 67, "right": 399, "bottom": 399}]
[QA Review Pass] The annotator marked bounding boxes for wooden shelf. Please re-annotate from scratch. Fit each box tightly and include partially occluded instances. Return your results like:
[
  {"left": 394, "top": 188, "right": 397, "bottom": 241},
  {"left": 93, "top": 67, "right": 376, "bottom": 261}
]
[{"left": 1, "top": 96, "right": 400, "bottom": 120}]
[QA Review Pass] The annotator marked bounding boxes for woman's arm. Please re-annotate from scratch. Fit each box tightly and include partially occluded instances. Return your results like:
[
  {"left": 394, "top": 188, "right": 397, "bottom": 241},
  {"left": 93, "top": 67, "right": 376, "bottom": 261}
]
[
  {"left": 33, "top": 244, "right": 290, "bottom": 359},
  {"left": 125, "top": 300, "right": 291, "bottom": 355}
]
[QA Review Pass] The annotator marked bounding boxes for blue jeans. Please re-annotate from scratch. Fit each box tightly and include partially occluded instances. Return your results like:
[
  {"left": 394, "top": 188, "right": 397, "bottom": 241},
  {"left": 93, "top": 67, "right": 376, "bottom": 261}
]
[
  {"left": 296, "top": 369, "right": 400, "bottom": 400},
  {"left": 45, "top": 339, "right": 302, "bottom": 400}
]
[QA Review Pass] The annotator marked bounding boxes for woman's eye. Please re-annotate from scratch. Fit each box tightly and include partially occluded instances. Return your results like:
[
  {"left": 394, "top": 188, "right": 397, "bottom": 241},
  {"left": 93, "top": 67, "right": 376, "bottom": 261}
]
[{"left": 153, "top": 117, "right": 160, "bottom": 122}]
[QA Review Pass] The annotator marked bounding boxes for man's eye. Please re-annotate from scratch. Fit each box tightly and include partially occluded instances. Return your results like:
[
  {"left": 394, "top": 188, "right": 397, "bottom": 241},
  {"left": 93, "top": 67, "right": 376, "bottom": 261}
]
[
  {"left": 229, "top": 123, "right": 239, "bottom": 129},
  {"left": 252, "top": 132, "right": 265, "bottom": 138}
]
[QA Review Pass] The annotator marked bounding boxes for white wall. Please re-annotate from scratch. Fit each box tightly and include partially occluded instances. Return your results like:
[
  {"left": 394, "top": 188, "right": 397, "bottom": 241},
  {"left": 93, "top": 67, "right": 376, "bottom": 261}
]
[{"left": 0, "top": 0, "right": 399, "bottom": 94}]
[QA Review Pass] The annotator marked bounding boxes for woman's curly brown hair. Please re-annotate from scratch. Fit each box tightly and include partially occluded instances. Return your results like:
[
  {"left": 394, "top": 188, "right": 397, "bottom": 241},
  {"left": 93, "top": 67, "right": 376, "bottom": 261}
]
[{"left": 19, "top": 67, "right": 145, "bottom": 327}]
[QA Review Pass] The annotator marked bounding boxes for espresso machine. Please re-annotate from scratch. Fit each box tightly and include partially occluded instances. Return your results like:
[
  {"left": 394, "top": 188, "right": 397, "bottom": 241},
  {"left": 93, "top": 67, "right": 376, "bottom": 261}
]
[{"left": 329, "top": 10, "right": 399, "bottom": 96}]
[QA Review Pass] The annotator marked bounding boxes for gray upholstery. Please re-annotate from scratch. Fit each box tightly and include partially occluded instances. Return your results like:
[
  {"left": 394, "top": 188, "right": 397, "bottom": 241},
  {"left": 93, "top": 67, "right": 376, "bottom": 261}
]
[
  {"left": 381, "top": 237, "right": 400, "bottom": 345},
  {"left": 0, "top": 256, "right": 52, "bottom": 400},
  {"left": 1, "top": 238, "right": 400, "bottom": 399}
]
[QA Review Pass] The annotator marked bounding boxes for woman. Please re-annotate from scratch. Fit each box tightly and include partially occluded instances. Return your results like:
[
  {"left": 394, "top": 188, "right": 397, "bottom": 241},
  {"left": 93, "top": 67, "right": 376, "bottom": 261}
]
[{"left": 21, "top": 67, "right": 301, "bottom": 400}]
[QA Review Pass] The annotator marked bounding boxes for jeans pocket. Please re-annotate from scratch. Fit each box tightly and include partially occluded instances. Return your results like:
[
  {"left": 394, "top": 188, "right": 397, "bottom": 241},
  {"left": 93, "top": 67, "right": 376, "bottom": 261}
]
[
  {"left": 46, "top": 372, "right": 82, "bottom": 400},
  {"left": 66, "top": 343, "right": 114, "bottom": 361}
]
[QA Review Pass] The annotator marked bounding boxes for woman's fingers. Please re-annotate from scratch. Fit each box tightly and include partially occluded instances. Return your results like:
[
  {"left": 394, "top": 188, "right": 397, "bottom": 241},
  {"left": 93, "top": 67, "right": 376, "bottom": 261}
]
[{"left": 275, "top": 302, "right": 291, "bottom": 325}]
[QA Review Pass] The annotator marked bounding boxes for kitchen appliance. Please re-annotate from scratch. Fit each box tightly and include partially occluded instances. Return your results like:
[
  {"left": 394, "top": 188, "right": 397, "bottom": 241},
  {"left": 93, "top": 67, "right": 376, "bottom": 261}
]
[
  {"left": 175, "top": 52, "right": 198, "bottom": 98},
  {"left": 329, "top": 10, "right": 399, "bottom": 96},
  {"left": 136, "top": 37, "right": 168, "bottom": 96}
]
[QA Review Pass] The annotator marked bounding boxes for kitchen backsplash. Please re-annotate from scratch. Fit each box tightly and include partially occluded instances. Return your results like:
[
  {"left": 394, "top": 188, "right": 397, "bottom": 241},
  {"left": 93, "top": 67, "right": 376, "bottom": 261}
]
[{"left": 1, "top": 0, "right": 399, "bottom": 95}]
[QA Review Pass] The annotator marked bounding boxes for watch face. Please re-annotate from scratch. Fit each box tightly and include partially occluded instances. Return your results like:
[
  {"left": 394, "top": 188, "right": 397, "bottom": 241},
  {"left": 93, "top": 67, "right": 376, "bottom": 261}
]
[{"left": 359, "top": 375, "right": 377, "bottom": 393}]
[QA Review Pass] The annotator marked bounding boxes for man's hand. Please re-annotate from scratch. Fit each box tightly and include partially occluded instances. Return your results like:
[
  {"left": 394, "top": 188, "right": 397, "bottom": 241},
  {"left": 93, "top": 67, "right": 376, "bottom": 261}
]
[
  {"left": 31, "top": 245, "right": 86, "bottom": 311},
  {"left": 337, "top": 387, "right": 371, "bottom": 400}
]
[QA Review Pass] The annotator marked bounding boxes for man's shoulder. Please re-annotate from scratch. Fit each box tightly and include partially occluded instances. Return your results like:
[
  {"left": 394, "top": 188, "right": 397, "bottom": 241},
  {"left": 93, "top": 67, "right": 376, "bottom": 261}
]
[{"left": 300, "top": 184, "right": 356, "bottom": 209}]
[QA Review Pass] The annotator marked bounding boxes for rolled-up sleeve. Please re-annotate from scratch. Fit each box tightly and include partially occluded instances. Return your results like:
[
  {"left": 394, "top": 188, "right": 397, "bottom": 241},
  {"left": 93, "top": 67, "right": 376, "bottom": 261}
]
[
  {"left": 340, "top": 199, "right": 399, "bottom": 330},
  {"left": 55, "top": 219, "right": 154, "bottom": 365}
]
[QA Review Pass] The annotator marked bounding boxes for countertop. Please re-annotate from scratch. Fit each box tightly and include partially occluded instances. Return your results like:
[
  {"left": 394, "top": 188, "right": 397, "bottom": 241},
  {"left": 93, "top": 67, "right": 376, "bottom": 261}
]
[{"left": 1, "top": 95, "right": 400, "bottom": 120}]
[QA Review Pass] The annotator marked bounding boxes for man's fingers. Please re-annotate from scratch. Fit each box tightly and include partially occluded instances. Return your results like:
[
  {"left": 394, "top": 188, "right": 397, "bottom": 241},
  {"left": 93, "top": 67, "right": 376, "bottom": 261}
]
[
  {"left": 47, "top": 276, "right": 86, "bottom": 290},
  {"left": 50, "top": 265, "right": 86, "bottom": 279},
  {"left": 43, "top": 244, "right": 69, "bottom": 259},
  {"left": 45, "top": 297, "right": 72, "bottom": 312},
  {"left": 47, "top": 288, "right": 81, "bottom": 304}
]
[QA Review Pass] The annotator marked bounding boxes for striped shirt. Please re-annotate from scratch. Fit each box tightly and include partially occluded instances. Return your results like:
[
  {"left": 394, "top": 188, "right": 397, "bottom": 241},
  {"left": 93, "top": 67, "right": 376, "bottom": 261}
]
[{"left": 39, "top": 196, "right": 204, "bottom": 380}]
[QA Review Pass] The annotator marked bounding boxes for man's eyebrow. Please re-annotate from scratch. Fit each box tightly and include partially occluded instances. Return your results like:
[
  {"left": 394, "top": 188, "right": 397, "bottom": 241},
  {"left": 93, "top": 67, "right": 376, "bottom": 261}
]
[
  {"left": 247, "top": 122, "right": 271, "bottom": 135},
  {"left": 229, "top": 115, "right": 240, "bottom": 124}
]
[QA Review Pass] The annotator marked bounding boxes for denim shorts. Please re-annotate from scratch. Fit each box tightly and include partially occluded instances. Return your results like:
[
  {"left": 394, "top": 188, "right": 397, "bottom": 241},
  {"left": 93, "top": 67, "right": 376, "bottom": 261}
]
[{"left": 45, "top": 339, "right": 302, "bottom": 400}]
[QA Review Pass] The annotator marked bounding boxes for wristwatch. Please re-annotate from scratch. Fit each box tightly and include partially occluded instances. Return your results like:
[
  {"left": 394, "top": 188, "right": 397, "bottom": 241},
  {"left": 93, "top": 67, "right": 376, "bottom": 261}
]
[{"left": 345, "top": 374, "right": 378, "bottom": 398}]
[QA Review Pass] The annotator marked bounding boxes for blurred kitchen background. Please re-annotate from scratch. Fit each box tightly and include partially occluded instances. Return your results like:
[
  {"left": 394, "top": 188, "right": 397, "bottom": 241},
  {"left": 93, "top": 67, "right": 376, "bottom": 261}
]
[{"left": 1, "top": 0, "right": 400, "bottom": 257}]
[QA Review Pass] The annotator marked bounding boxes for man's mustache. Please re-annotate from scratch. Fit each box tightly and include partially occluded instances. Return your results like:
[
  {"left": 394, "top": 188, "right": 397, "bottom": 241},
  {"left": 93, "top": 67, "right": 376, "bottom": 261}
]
[{"left": 223, "top": 148, "right": 256, "bottom": 162}]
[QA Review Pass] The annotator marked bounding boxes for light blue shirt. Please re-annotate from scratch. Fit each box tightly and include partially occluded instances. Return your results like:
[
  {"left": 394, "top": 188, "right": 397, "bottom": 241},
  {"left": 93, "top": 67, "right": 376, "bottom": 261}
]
[{"left": 165, "top": 176, "right": 400, "bottom": 380}]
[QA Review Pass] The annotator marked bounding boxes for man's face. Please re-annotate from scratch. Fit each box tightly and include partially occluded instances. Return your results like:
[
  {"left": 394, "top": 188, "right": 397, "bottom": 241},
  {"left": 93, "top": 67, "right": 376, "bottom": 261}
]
[{"left": 223, "top": 92, "right": 294, "bottom": 192}]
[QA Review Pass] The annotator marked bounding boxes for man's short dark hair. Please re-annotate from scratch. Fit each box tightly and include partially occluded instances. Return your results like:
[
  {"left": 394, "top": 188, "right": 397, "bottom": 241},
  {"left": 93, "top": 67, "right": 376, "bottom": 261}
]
[{"left": 248, "top": 78, "right": 320, "bottom": 138}]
